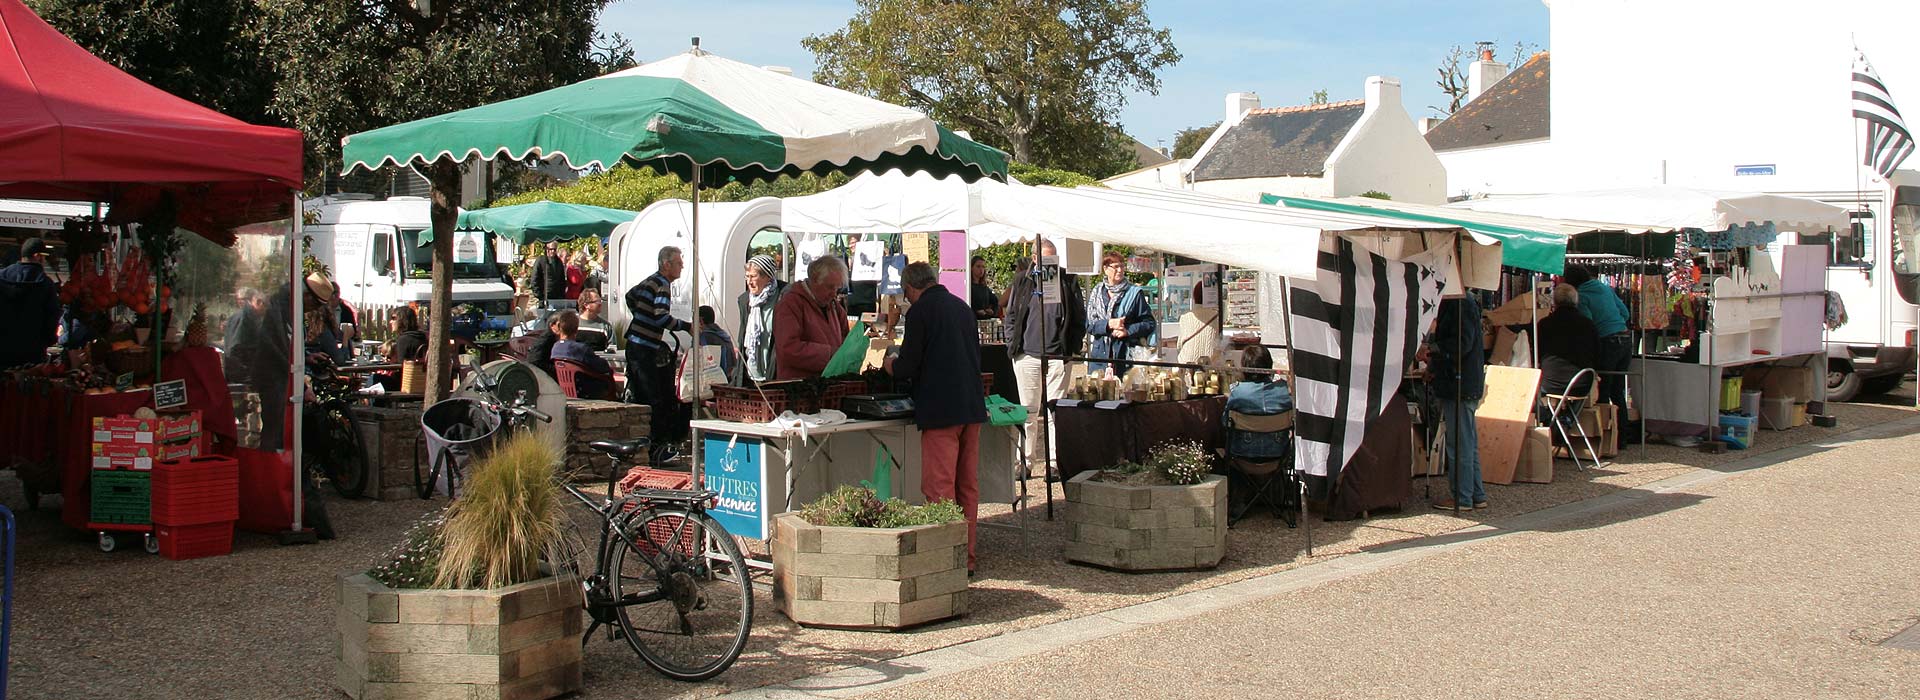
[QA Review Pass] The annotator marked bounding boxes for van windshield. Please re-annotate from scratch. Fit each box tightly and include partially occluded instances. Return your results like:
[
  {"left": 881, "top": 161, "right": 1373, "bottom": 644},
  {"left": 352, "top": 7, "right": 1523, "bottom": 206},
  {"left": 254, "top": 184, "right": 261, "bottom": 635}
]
[
  {"left": 398, "top": 228, "right": 500, "bottom": 281},
  {"left": 1891, "top": 202, "right": 1920, "bottom": 305}
]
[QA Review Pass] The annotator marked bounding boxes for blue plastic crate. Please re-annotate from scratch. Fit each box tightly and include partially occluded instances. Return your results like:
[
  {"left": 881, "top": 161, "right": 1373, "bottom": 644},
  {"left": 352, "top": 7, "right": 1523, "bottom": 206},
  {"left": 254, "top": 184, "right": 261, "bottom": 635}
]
[{"left": 1719, "top": 413, "right": 1757, "bottom": 450}]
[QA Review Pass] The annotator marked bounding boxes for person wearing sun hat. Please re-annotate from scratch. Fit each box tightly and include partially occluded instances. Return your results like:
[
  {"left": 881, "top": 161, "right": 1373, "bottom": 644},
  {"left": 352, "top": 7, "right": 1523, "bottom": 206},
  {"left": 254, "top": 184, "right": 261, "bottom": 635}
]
[
  {"left": 735, "top": 253, "right": 787, "bottom": 385},
  {"left": 303, "top": 271, "right": 348, "bottom": 365}
]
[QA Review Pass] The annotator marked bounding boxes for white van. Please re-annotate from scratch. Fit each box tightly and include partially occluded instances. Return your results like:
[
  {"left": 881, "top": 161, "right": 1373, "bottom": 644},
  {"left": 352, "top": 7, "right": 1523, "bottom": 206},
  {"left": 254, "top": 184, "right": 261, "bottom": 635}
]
[{"left": 303, "top": 195, "right": 517, "bottom": 336}]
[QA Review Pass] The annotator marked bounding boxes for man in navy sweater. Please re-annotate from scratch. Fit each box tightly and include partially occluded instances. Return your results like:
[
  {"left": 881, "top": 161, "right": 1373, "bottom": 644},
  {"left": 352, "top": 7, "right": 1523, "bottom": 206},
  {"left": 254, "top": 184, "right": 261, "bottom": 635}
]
[{"left": 888, "top": 262, "right": 988, "bottom": 573}]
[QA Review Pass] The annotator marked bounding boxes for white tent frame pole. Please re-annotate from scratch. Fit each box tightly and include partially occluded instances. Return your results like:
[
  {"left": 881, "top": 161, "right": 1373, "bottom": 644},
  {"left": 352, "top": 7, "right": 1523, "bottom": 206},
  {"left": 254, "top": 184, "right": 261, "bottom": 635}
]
[
  {"left": 290, "top": 194, "right": 306, "bottom": 533},
  {"left": 690, "top": 168, "right": 704, "bottom": 487}
]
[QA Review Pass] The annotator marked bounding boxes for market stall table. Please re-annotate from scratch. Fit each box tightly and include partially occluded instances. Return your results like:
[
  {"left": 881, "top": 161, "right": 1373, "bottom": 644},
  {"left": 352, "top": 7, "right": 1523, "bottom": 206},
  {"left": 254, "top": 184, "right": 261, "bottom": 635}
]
[
  {"left": 57, "top": 349, "right": 241, "bottom": 531},
  {"left": 1050, "top": 395, "right": 1230, "bottom": 482},
  {"left": 688, "top": 416, "right": 1016, "bottom": 563}
]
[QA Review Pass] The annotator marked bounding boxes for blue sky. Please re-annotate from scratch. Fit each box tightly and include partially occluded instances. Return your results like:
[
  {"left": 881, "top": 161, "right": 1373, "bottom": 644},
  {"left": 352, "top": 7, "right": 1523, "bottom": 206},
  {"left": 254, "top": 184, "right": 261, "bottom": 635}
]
[{"left": 600, "top": 0, "right": 1548, "bottom": 153}]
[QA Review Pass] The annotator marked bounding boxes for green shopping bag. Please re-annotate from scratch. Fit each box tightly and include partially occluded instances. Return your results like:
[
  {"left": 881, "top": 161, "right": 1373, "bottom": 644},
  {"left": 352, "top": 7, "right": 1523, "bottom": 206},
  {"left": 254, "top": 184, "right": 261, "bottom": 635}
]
[
  {"left": 861, "top": 442, "right": 897, "bottom": 499},
  {"left": 822, "top": 321, "right": 871, "bottom": 378},
  {"left": 985, "top": 395, "right": 1028, "bottom": 426}
]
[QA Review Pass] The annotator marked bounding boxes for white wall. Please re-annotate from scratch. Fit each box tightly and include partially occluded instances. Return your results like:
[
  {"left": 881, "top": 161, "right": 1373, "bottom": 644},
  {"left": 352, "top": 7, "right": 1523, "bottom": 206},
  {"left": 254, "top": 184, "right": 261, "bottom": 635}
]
[
  {"left": 1325, "top": 77, "right": 1448, "bottom": 204},
  {"left": 1549, "top": 0, "right": 1920, "bottom": 193},
  {"left": 1436, "top": 139, "right": 1556, "bottom": 198},
  {"left": 1102, "top": 161, "right": 1189, "bottom": 190},
  {"left": 1191, "top": 175, "right": 1334, "bottom": 203}
]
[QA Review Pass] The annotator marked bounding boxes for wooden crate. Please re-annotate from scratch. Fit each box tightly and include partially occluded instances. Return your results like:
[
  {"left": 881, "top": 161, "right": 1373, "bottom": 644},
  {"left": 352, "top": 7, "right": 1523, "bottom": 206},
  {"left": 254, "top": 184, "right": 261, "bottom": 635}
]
[
  {"left": 1063, "top": 473, "right": 1228, "bottom": 572},
  {"left": 336, "top": 573, "right": 584, "bottom": 700},
  {"left": 771, "top": 514, "right": 969, "bottom": 631}
]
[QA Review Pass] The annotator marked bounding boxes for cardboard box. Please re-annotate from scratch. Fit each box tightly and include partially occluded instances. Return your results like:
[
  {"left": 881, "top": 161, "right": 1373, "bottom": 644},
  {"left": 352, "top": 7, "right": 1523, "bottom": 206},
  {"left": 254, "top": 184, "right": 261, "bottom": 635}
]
[
  {"left": 1744, "top": 366, "right": 1816, "bottom": 403},
  {"left": 158, "top": 410, "right": 202, "bottom": 443},
  {"left": 157, "top": 441, "right": 200, "bottom": 461},
  {"left": 1515, "top": 427, "right": 1554, "bottom": 483},
  {"left": 92, "top": 415, "right": 157, "bottom": 446},
  {"left": 93, "top": 442, "right": 155, "bottom": 470}
]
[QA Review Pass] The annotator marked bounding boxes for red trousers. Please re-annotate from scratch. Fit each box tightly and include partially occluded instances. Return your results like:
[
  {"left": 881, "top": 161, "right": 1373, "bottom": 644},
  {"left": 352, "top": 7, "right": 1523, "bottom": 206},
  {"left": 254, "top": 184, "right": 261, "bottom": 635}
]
[{"left": 920, "top": 422, "right": 981, "bottom": 569}]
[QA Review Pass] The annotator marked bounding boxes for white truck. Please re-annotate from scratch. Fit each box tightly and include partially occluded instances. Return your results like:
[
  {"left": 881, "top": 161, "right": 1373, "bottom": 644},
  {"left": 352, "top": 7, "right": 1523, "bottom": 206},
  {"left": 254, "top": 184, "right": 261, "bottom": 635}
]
[
  {"left": 1799, "top": 182, "right": 1920, "bottom": 400},
  {"left": 302, "top": 195, "right": 517, "bottom": 338}
]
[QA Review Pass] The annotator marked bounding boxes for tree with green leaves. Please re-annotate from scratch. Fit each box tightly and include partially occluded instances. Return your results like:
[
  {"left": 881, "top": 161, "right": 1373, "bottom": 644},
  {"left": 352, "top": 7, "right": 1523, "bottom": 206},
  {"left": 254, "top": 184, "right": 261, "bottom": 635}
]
[
  {"left": 1171, "top": 122, "right": 1218, "bottom": 160},
  {"left": 805, "top": 0, "right": 1179, "bottom": 178},
  {"left": 258, "top": 0, "right": 613, "bottom": 404},
  {"left": 28, "top": 0, "right": 277, "bottom": 124},
  {"left": 256, "top": 0, "right": 612, "bottom": 187}
]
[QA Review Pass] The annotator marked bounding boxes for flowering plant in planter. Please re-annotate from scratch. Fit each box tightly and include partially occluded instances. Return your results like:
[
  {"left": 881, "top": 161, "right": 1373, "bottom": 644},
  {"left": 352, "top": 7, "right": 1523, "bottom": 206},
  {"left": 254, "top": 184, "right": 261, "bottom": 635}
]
[{"left": 775, "top": 486, "right": 970, "bottom": 630}]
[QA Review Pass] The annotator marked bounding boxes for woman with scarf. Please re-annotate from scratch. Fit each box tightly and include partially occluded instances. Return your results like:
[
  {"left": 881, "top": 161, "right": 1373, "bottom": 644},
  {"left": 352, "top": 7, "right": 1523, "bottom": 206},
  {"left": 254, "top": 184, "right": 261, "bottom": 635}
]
[
  {"left": 736, "top": 254, "right": 787, "bottom": 385},
  {"left": 1085, "top": 252, "right": 1157, "bottom": 376}
]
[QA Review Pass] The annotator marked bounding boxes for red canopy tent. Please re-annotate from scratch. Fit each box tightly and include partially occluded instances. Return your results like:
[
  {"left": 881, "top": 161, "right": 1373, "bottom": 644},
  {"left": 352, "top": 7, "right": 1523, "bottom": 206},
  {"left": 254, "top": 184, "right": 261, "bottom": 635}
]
[{"left": 0, "top": 0, "right": 303, "bottom": 241}]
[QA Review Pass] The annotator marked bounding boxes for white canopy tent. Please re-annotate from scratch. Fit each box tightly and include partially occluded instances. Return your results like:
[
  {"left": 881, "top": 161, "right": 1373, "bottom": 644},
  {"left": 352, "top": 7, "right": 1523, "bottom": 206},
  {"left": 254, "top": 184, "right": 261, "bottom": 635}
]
[
  {"left": 980, "top": 182, "right": 1500, "bottom": 288},
  {"left": 781, "top": 169, "right": 1091, "bottom": 270},
  {"left": 1448, "top": 186, "right": 1851, "bottom": 233}
]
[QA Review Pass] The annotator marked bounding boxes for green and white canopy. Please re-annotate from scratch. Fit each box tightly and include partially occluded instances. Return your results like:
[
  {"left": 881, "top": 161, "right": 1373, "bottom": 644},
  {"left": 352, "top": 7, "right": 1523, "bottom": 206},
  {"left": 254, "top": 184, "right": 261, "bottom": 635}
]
[
  {"left": 341, "top": 49, "right": 1008, "bottom": 184},
  {"left": 449, "top": 201, "right": 636, "bottom": 244}
]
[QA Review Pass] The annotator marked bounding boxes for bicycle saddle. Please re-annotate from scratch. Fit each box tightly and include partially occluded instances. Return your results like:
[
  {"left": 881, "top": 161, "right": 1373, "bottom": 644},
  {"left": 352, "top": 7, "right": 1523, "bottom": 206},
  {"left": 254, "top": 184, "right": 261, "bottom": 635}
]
[{"left": 589, "top": 438, "right": 653, "bottom": 458}]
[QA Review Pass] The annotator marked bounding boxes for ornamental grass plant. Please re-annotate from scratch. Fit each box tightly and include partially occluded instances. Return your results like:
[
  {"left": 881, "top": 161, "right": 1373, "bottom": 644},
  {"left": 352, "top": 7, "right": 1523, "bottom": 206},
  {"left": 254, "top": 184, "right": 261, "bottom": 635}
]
[{"left": 430, "top": 433, "right": 568, "bottom": 590}]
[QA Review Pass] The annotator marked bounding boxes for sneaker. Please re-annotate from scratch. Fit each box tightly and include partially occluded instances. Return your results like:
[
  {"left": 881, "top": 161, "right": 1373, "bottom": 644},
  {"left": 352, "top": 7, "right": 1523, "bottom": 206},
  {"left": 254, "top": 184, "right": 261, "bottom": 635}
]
[
  {"left": 1432, "top": 499, "right": 1465, "bottom": 511},
  {"left": 1473, "top": 501, "right": 1490, "bottom": 510}
]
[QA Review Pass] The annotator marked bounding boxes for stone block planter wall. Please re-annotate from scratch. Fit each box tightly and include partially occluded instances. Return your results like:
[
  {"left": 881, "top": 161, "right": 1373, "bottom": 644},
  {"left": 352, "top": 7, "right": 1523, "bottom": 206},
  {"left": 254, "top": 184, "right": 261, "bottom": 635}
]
[
  {"left": 564, "top": 400, "right": 650, "bottom": 478},
  {"left": 1064, "top": 473, "right": 1228, "bottom": 572},
  {"left": 771, "top": 513, "right": 969, "bottom": 630},
  {"left": 352, "top": 407, "right": 425, "bottom": 501},
  {"left": 336, "top": 573, "right": 584, "bottom": 700}
]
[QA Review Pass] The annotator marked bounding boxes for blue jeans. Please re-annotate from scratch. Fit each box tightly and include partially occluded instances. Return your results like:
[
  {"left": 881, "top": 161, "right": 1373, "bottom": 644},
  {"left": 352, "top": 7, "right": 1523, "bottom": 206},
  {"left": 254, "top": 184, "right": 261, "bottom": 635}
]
[{"left": 1437, "top": 396, "right": 1486, "bottom": 504}]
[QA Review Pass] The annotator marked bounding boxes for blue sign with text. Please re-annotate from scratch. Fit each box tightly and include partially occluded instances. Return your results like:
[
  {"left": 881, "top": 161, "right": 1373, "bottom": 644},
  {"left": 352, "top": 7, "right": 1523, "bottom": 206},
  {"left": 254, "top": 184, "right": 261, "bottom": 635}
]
[
  {"left": 703, "top": 435, "right": 767, "bottom": 539},
  {"left": 1734, "top": 164, "right": 1776, "bottom": 176}
]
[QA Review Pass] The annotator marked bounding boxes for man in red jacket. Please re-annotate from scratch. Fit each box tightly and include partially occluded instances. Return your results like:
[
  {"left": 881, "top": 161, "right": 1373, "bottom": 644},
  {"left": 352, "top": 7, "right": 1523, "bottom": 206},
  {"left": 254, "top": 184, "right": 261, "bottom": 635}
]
[
  {"left": 772, "top": 255, "right": 849, "bottom": 380},
  {"left": 888, "top": 262, "right": 988, "bottom": 573}
]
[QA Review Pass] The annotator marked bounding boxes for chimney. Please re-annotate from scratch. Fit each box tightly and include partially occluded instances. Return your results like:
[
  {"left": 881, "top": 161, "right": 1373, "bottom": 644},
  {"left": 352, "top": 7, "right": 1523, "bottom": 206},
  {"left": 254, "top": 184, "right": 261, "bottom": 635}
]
[
  {"left": 1363, "top": 76, "right": 1401, "bottom": 114},
  {"left": 1466, "top": 42, "right": 1508, "bottom": 103},
  {"left": 1419, "top": 117, "right": 1443, "bottom": 134},
  {"left": 1225, "top": 92, "right": 1261, "bottom": 124}
]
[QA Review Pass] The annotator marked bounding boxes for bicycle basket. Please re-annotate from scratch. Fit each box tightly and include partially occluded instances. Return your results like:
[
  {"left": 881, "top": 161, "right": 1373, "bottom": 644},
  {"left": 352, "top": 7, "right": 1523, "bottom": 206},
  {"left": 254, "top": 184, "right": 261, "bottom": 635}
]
[{"left": 419, "top": 398, "right": 503, "bottom": 496}]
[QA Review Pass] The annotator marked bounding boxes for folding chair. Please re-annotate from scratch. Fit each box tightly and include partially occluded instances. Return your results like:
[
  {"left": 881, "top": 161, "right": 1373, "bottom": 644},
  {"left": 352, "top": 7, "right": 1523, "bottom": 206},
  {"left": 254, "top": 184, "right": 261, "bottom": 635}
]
[
  {"left": 1222, "top": 409, "right": 1297, "bottom": 526},
  {"left": 553, "top": 357, "right": 615, "bottom": 400},
  {"left": 1539, "top": 368, "right": 1601, "bottom": 470}
]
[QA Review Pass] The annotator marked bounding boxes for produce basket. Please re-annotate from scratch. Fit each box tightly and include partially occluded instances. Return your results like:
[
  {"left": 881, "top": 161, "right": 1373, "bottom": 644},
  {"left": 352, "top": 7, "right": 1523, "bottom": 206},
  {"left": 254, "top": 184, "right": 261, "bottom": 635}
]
[
  {"left": 711, "top": 380, "right": 849, "bottom": 423},
  {"left": 105, "top": 347, "right": 154, "bottom": 378}
]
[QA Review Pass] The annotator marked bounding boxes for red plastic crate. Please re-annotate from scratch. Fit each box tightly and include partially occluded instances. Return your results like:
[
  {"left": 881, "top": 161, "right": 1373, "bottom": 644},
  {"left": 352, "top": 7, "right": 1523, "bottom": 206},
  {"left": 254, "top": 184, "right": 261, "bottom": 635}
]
[
  {"left": 152, "top": 456, "right": 240, "bottom": 526},
  {"left": 155, "top": 521, "right": 234, "bottom": 560}
]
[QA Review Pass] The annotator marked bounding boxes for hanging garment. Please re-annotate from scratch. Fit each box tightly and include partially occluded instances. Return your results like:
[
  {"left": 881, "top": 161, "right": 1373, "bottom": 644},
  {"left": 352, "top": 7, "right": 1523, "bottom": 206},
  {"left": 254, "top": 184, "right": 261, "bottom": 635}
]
[{"left": 1639, "top": 276, "right": 1670, "bottom": 329}]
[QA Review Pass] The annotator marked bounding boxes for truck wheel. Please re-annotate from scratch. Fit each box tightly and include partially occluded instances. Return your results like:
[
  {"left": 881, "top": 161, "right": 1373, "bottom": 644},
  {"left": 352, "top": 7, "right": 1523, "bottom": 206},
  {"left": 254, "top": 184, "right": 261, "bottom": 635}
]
[
  {"left": 1827, "top": 362, "right": 1862, "bottom": 403},
  {"left": 1860, "top": 374, "right": 1905, "bottom": 397}
]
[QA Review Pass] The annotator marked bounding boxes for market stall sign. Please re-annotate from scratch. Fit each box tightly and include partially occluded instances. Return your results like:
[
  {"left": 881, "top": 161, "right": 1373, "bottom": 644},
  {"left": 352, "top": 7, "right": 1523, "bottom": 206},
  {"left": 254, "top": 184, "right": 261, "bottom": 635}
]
[
  {"left": 153, "top": 379, "right": 188, "bottom": 410},
  {"left": 704, "top": 435, "right": 768, "bottom": 539}
]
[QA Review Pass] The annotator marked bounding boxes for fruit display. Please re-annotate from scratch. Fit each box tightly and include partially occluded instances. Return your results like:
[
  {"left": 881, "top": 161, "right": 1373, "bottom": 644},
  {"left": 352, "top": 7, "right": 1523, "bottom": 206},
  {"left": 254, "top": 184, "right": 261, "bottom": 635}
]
[
  {"left": 185, "top": 304, "right": 209, "bottom": 347},
  {"left": 58, "top": 250, "right": 171, "bottom": 316}
]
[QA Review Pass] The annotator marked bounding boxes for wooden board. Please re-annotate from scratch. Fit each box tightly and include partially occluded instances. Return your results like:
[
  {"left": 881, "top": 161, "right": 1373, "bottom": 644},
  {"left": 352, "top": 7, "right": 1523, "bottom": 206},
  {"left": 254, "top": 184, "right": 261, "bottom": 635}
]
[{"left": 1475, "top": 365, "right": 1541, "bottom": 486}]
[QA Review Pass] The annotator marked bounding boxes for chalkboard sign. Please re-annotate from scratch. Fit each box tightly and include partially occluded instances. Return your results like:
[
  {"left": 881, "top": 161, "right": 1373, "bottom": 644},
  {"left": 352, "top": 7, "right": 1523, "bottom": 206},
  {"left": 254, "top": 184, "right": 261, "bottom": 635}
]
[{"left": 153, "top": 379, "right": 189, "bottom": 409}]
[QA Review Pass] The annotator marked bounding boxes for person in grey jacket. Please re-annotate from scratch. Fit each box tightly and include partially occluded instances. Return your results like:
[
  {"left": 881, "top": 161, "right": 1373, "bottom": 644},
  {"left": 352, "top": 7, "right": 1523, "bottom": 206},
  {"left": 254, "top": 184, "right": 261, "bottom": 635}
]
[{"left": 735, "top": 254, "right": 787, "bottom": 385}]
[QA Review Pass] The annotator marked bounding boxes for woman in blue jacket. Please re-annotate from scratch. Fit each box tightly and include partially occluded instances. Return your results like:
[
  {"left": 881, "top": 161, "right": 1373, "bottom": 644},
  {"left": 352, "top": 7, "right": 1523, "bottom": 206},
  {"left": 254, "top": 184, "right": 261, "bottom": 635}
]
[{"left": 1085, "top": 252, "right": 1157, "bottom": 376}]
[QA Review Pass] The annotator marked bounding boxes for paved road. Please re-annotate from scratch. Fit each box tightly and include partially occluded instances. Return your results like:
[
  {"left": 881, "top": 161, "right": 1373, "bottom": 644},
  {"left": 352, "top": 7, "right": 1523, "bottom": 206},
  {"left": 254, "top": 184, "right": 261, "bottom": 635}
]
[{"left": 825, "top": 417, "right": 1920, "bottom": 699}]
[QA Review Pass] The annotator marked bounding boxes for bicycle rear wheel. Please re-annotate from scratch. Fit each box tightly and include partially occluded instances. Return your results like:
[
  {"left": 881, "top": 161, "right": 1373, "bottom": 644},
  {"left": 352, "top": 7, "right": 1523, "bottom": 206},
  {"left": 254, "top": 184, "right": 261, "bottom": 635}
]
[{"left": 609, "top": 507, "right": 752, "bottom": 682}]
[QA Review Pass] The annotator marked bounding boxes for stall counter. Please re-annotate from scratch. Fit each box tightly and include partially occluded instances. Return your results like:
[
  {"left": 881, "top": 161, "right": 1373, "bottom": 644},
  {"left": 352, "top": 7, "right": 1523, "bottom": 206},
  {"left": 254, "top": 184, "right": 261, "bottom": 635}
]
[{"left": 689, "top": 417, "right": 1016, "bottom": 541}]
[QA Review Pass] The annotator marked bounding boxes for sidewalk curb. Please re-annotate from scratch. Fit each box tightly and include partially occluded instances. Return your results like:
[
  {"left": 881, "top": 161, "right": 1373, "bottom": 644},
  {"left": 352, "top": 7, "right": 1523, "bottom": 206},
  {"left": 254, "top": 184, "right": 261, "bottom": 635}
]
[{"left": 721, "top": 414, "right": 1920, "bottom": 699}]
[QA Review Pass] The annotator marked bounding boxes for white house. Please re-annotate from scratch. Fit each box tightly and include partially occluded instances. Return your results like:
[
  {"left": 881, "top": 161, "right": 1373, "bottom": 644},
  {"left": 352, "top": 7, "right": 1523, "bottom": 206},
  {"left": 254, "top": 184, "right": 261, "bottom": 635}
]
[
  {"left": 1425, "top": 51, "right": 1554, "bottom": 199},
  {"left": 1177, "top": 76, "right": 1447, "bottom": 204},
  {"left": 1431, "top": 0, "right": 1920, "bottom": 393}
]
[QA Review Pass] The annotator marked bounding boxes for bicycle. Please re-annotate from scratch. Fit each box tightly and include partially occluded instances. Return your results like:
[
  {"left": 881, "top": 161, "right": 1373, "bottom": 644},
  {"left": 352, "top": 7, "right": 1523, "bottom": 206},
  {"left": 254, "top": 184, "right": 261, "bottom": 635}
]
[
  {"left": 303, "top": 356, "right": 369, "bottom": 498},
  {"left": 455, "top": 363, "right": 754, "bottom": 682}
]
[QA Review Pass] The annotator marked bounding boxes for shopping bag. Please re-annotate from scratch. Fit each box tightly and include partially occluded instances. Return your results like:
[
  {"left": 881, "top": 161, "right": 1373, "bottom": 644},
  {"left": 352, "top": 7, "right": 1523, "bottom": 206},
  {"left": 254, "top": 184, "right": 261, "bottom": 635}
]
[
  {"left": 821, "top": 321, "right": 871, "bottom": 378},
  {"left": 677, "top": 345, "right": 727, "bottom": 402},
  {"left": 985, "top": 395, "right": 1028, "bottom": 426}
]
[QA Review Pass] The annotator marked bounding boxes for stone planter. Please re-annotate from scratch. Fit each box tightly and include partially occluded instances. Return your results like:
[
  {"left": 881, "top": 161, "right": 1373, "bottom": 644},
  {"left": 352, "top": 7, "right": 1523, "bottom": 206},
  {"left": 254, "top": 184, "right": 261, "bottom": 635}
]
[
  {"left": 336, "top": 573, "right": 584, "bottom": 700},
  {"left": 771, "top": 513, "right": 969, "bottom": 631},
  {"left": 1064, "top": 472, "right": 1228, "bottom": 572}
]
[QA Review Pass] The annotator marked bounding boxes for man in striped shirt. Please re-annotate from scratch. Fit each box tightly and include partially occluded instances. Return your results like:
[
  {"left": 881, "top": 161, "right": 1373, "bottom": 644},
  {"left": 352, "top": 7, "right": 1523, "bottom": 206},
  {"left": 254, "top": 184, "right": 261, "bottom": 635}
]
[{"left": 625, "top": 246, "right": 692, "bottom": 462}]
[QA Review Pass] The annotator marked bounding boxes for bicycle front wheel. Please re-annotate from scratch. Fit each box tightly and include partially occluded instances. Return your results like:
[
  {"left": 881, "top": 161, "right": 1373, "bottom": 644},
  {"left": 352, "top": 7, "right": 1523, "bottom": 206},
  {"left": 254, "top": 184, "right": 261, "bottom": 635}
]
[
  {"left": 323, "top": 409, "right": 369, "bottom": 498},
  {"left": 609, "top": 507, "right": 753, "bottom": 682}
]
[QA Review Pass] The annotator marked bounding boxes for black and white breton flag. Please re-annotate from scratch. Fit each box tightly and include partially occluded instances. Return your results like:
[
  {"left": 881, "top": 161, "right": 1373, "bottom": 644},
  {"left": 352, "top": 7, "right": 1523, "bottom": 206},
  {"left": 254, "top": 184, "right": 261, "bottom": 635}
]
[
  {"left": 1289, "top": 237, "right": 1447, "bottom": 480},
  {"left": 1854, "top": 51, "right": 1914, "bottom": 179}
]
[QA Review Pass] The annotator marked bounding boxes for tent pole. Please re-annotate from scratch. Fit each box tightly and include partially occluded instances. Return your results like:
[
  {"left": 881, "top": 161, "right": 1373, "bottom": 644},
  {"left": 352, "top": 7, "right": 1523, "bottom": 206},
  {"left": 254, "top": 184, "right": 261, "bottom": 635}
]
[
  {"left": 690, "top": 167, "right": 704, "bottom": 488},
  {"left": 1278, "top": 273, "right": 1308, "bottom": 556},
  {"left": 289, "top": 194, "right": 307, "bottom": 536}
]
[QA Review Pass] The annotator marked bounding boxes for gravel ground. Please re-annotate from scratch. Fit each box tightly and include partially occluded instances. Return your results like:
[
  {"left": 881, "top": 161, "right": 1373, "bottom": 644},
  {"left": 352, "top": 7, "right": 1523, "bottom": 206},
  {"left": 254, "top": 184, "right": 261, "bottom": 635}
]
[
  {"left": 861, "top": 400, "right": 1920, "bottom": 700},
  {"left": 4, "top": 391, "right": 1913, "bottom": 699}
]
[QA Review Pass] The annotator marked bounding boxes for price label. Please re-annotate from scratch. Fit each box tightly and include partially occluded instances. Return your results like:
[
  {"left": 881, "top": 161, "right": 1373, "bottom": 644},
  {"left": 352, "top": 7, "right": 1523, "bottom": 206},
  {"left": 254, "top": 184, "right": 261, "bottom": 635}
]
[{"left": 153, "top": 379, "right": 189, "bottom": 409}]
